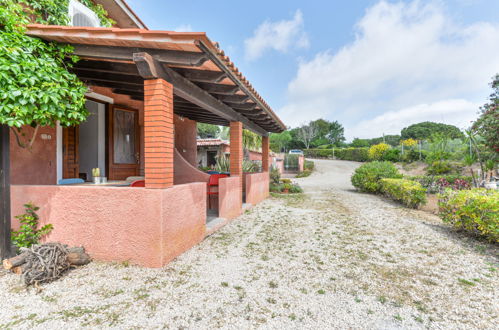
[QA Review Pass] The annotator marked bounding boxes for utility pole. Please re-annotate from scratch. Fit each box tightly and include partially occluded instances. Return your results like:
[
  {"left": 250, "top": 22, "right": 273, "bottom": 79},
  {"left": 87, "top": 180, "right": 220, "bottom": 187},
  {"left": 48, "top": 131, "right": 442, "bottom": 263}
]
[{"left": 0, "top": 125, "right": 12, "bottom": 260}]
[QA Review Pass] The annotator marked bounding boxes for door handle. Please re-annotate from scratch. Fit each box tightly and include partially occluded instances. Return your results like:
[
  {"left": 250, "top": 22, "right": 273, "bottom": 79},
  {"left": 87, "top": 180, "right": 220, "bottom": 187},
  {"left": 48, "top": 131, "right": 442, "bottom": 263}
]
[{"left": 135, "top": 152, "right": 140, "bottom": 164}]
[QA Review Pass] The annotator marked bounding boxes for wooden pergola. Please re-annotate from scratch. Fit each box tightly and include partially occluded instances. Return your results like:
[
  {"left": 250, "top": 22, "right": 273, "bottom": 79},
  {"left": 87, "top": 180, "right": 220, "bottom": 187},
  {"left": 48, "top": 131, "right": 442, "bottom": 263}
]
[{"left": 25, "top": 25, "right": 286, "bottom": 136}]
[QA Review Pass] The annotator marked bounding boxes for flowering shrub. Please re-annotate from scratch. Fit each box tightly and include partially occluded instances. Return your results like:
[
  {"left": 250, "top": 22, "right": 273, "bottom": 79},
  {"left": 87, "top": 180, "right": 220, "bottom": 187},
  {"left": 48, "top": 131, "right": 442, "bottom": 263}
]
[
  {"left": 401, "top": 138, "right": 418, "bottom": 147},
  {"left": 368, "top": 143, "right": 391, "bottom": 160},
  {"left": 409, "top": 175, "right": 472, "bottom": 194},
  {"left": 351, "top": 161, "right": 402, "bottom": 193},
  {"left": 438, "top": 189, "right": 499, "bottom": 242},
  {"left": 380, "top": 179, "right": 427, "bottom": 208}
]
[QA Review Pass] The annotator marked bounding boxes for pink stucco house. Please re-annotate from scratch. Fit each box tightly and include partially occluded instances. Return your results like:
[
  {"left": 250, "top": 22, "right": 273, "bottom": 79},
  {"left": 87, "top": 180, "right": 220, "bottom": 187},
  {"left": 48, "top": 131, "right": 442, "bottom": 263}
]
[{"left": 1, "top": 1, "right": 286, "bottom": 267}]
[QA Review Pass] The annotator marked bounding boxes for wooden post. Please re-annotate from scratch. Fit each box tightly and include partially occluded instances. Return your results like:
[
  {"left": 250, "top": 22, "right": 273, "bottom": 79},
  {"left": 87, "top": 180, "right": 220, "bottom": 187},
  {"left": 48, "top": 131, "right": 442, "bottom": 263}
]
[{"left": 0, "top": 125, "right": 12, "bottom": 260}]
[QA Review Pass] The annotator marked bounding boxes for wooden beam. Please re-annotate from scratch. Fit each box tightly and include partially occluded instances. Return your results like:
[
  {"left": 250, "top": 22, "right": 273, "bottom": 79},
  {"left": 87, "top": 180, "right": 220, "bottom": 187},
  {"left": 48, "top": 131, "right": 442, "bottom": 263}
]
[
  {"left": 73, "top": 44, "right": 209, "bottom": 67},
  {"left": 84, "top": 80, "right": 143, "bottom": 92},
  {"left": 216, "top": 94, "right": 250, "bottom": 104},
  {"left": 74, "top": 60, "right": 139, "bottom": 76},
  {"left": 193, "top": 82, "right": 239, "bottom": 95},
  {"left": 196, "top": 41, "right": 286, "bottom": 132},
  {"left": 225, "top": 102, "right": 257, "bottom": 111},
  {"left": 133, "top": 53, "right": 268, "bottom": 136},
  {"left": 173, "top": 68, "right": 227, "bottom": 83},
  {"left": 73, "top": 69, "right": 144, "bottom": 85},
  {"left": 0, "top": 125, "right": 12, "bottom": 260}
]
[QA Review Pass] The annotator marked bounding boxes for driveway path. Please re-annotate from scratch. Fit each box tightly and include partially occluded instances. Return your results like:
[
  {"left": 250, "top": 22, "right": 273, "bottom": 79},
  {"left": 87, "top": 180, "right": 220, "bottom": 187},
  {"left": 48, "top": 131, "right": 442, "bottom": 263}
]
[{"left": 0, "top": 159, "right": 497, "bottom": 329}]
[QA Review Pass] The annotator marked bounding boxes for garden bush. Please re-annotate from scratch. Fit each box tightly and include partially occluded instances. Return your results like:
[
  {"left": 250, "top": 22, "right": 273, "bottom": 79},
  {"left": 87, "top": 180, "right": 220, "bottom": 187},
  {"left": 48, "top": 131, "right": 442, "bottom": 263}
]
[
  {"left": 304, "top": 148, "right": 369, "bottom": 162},
  {"left": 380, "top": 179, "right": 427, "bottom": 208},
  {"left": 368, "top": 143, "right": 391, "bottom": 160},
  {"left": 382, "top": 148, "right": 400, "bottom": 162},
  {"left": 296, "top": 169, "right": 312, "bottom": 178},
  {"left": 426, "top": 160, "right": 453, "bottom": 175},
  {"left": 351, "top": 161, "right": 402, "bottom": 193},
  {"left": 438, "top": 189, "right": 499, "bottom": 242},
  {"left": 304, "top": 160, "right": 315, "bottom": 171},
  {"left": 409, "top": 175, "right": 472, "bottom": 194}
]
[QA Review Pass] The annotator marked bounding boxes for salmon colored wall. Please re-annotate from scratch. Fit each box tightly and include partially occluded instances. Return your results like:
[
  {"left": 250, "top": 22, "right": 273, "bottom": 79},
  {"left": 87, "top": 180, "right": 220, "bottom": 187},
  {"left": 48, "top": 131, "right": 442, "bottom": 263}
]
[
  {"left": 10, "top": 126, "right": 57, "bottom": 185},
  {"left": 11, "top": 183, "right": 206, "bottom": 268},
  {"left": 218, "top": 176, "right": 242, "bottom": 220},
  {"left": 174, "top": 116, "right": 197, "bottom": 166},
  {"left": 245, "top": 172, "right": 269, "bottom": 206},
  {"left": 298, "top": 155, "right": 305, "bottom": 172},
  {"left": 174, "top": 149, "right": 210, "bottom": 185}
]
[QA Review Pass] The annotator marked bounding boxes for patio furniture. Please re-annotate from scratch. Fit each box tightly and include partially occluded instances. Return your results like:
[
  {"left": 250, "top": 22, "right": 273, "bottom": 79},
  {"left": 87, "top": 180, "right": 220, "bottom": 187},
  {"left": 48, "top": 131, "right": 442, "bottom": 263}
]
[
  {"left": 58, "top": 178, "right": 84, "bottom": 185},
  {"left": 207, "top": 174, "right": 228, "bottom": 209},
  {"left": 130, "top": 180, "right": 145, "bottom": 187}
]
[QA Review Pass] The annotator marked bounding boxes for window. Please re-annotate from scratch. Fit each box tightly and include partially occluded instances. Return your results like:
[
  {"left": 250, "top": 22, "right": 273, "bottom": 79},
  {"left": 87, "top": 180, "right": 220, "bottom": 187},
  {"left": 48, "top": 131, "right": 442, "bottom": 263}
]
[{"left": 68, "top": 0, "right": 100, "bottom": 27}]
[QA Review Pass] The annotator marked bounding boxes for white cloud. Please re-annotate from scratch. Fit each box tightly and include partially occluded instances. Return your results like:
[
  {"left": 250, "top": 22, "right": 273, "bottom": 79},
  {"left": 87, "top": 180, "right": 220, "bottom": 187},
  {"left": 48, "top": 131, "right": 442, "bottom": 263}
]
[
  {"left": 173, "top": 24, "right": 193, "bottom": 32},
  {"left": 349, "top": 99, "right": 479, "bottom": 138},
  {"left": 278, "top": 1, "right": 499, "bottom": 140},
  {"left": 244, "top": 10, "right": 309, "bottom": 61}
]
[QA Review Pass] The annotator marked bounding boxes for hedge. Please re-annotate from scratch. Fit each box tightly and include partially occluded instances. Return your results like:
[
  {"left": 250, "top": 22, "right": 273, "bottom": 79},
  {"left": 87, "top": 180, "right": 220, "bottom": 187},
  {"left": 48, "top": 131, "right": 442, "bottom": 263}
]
[
  {"left": 304, "top": 147, "right": 369, "bottom": 162},
  {"left": 380, "top": 179, "right": 427, "bottom": 208},
  {"left": 438, "top": 189, "right": 498, "bottom": 242}
]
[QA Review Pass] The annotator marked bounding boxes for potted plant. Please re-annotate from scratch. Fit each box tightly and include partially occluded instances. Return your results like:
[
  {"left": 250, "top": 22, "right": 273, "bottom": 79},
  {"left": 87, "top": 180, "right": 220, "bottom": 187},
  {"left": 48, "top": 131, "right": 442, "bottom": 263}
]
[
  {"left": 282, "top": 183, "right": 292, "bottom": 194},
  {"left": 92, "top": 168, "right": 101, "bottom": 184}
]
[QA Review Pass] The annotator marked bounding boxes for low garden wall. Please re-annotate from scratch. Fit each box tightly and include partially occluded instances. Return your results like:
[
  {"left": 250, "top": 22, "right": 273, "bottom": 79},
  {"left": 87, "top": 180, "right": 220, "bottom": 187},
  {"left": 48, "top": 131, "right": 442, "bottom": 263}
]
[
  {"left": 245, "top": 172, "right": 269, "bottom": 206},
  {"left": 218, "top": 176, "right": 242, "bottom": 220},
  {"left": 10, "top": 183, "right": 206, "bottom": 268}
]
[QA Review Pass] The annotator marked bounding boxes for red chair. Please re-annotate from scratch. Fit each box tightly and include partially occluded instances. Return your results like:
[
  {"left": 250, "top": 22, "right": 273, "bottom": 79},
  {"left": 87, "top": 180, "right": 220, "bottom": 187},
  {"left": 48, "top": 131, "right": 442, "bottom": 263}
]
[
  {"left": 207, "top": 174, "right": 228, "bottom": 209},
  {"left": 130, "top": 180, "right": 145, "bottom": 187}
]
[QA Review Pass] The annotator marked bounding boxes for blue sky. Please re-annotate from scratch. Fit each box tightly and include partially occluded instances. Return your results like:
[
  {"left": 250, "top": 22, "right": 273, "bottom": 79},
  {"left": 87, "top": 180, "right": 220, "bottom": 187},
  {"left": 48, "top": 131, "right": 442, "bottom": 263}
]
[{"left": 127, "top": 0, "right": 499, "bottom": 140}]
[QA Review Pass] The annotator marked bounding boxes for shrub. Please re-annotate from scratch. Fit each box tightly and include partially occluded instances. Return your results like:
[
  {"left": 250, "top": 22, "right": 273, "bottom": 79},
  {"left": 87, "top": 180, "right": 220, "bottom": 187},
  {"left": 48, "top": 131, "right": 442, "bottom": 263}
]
[
  {"left": 296, "top": 169, "right": 312, "bottom": 178},
  {"left": 382, "top": 148, "right": 400, "bottom": 162},
  {"left": 380, "top": 179, "right": 427, "bottom": 208},
  {"left": 351, "top": 161, "right": 402, "bottom": 193},
  {"left": 409, "top": 175, "right": 472, "bottom": 194},
  {"left": 304, "top": 160, "right": 315, "bottom": 171},
  {"left": 400, "top": 149, "right": 422, "bottom": 162},
  {"left": 427, "top": 160, "right": 453, "bottom": 175},
  {"left": 11, "top": 203, "right": 53, "bottom": 250},
  {"left": 303, "top": 148, "right": 369, "bottom": 162},
  {"left": 438, "top": 189, "right": 499, "bottom": 242},
  {"left": 270, "top": 183, "right": 283, "bottom": 193},
  {"left": 289, "top": 184, "right": 303, "bottom": 193},
  {"left": 270, "top": 166, "right": 281, "bottom": 184},
  {"left": 368, "top": 143, "right": 391, "bottom": 160}
]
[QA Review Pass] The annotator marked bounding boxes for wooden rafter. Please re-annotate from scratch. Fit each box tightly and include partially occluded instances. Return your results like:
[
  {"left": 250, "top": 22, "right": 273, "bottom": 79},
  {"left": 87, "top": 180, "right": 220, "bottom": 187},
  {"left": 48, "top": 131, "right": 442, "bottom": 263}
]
[
  {"left": 73, "top": 44, "right": 209, "bottom": 67},
  {"left": 133, "top": 52, "right": 268, "bottom": 136}
]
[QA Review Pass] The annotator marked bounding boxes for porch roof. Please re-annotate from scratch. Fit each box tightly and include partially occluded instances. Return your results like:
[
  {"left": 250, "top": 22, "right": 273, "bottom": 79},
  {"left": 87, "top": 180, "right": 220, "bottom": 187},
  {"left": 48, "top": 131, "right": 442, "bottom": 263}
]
[
  {"left": 197, "top": 139, "right": 229, "bottom": 147},
  {"left": 26, "top": 24, "right": 286, "bottom": 135}
]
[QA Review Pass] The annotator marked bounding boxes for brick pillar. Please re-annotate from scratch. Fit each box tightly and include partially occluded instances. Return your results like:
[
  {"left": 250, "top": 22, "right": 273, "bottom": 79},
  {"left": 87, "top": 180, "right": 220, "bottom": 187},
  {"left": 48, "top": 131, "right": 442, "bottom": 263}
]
[
  {"left": 262, "top": 135, "right": 269, "bottom": 172},
  {"left": 144, "top": 79, "right": 174, "bottom": 189},
  {"left": 229, "top": 121, "right": 243, "bottom": 189}
]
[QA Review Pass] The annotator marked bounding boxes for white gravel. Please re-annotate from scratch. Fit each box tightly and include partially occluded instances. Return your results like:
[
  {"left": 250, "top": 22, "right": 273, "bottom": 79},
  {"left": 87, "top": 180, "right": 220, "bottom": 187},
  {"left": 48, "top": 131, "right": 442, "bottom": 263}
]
[{"left": 0, "top": 159, "right": 497, "bottom": 329}]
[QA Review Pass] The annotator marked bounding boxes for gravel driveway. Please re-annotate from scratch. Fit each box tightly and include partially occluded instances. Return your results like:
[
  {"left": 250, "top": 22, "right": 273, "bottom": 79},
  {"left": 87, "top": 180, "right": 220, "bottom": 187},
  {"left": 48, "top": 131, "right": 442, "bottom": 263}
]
[{"left": 0, "top": 159, "right": 497, "bottom": 329}]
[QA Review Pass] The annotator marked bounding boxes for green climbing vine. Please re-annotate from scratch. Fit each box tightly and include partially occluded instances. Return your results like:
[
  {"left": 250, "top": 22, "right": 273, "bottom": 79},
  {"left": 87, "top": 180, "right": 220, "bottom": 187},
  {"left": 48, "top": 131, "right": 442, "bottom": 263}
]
[{"left": 0, "top": 0, "right": 114, "bottom": 148}]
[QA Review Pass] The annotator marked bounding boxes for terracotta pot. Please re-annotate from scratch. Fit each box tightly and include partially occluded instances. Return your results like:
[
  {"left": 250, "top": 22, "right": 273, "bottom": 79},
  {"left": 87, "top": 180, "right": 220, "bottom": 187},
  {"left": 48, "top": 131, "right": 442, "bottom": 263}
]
[{"left": 282, "top": 188, "right": 289, "bottom": 194}]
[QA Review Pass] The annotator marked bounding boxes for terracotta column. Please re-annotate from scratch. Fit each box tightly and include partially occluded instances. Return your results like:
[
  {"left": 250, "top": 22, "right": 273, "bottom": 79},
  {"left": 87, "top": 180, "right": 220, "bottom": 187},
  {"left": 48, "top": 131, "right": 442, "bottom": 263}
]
[
  {"left": 262, "top": 135, "right": 269, "bottom": 172},
  {"left": 229, "top": 121, "right": 243, "bottom": 190},
  {"left": 144, "top": 79, "right": 174, "bottom": 189}
]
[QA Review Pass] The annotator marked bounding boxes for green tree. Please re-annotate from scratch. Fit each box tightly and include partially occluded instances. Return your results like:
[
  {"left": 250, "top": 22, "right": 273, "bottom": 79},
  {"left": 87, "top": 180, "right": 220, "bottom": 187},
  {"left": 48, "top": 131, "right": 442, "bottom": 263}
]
[
  {"left": 350, "top": 138, "right": 370, "bottom": 147},
  {"left": 0, "top": 0, "right": 114, "bottom": 148},
  {"left": 472, "top": 74, "right": 499, "bottom": 153},
  {"left": 197, "top": 123, "right": 220, "bottom": 138},
  {"left": 401, "top": 122, "right": 463, "bottom": 140},
  {"left": 270, "top": 131, "right": 292, "bottom": 152}
]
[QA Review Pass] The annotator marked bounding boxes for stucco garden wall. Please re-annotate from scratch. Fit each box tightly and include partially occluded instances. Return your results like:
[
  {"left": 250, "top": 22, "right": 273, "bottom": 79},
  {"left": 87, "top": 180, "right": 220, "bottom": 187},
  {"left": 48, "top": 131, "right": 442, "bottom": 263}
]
[
  {"left": 10, "top": 183, "right": 206, "bottom": 268},
  {"left": 174, "top": 149, "right": 210, "bottom": 185},
  {"left": 218, "top": 176, "right": 242, "bottom": 220},
  {"left": 245, "top": 172, "right": 269, "bottom": 206},
  {"left": 10, "top": 126, "right": 57, "bottom": 185}
]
